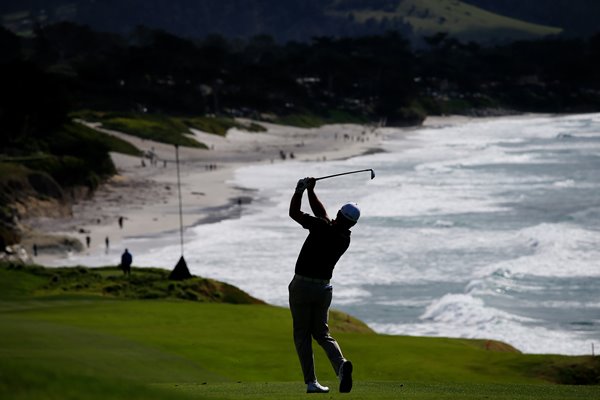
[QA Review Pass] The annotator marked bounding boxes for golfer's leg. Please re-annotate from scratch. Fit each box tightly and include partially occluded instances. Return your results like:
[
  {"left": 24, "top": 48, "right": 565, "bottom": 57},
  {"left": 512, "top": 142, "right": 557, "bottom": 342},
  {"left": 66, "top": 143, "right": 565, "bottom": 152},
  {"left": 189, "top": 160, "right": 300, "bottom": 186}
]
[
  {"left": 312, "top": 285, "right": 345, "bottom": 374},
  {"left": 289, "top": 281, "right": 317, "bottom": 383}
]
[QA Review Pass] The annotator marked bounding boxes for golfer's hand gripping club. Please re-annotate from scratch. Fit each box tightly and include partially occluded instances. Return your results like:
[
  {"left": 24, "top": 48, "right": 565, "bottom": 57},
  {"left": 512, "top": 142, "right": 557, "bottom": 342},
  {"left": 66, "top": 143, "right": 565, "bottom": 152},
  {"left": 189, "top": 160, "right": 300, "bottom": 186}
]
[
  {"left": 295, "top": 177, "right": 317, "bottom": 194},
  {"left": 295, "top": 177, "right": 309, "bottom": 193}
]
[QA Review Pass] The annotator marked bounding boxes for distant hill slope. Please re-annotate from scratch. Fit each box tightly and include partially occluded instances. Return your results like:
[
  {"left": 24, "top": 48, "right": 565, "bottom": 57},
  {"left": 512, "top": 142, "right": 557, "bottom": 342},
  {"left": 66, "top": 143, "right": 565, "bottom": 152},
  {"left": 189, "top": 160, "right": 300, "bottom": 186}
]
[
  {"left": 463, "top": 0, "right": 600, "bottom": 37},
  {"left": 327, "top": 0, "right": 562, "bottom": 44},
  {"left": 1, "top": 0, "right": 565, "bottom": 44}
]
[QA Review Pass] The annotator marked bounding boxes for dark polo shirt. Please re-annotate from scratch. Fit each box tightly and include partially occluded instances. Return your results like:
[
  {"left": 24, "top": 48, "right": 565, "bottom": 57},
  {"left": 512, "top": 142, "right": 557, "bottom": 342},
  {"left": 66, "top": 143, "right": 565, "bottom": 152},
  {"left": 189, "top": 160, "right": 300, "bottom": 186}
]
[{"left": 294, "top": 213, "right": 351, "bottom": 280}]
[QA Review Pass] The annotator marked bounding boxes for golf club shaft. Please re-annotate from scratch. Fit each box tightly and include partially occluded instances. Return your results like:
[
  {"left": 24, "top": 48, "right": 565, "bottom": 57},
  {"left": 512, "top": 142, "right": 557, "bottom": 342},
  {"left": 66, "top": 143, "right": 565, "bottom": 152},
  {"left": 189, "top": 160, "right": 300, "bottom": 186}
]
[{"left": 315, "top": 169, "right": 374, "bottom": 181}]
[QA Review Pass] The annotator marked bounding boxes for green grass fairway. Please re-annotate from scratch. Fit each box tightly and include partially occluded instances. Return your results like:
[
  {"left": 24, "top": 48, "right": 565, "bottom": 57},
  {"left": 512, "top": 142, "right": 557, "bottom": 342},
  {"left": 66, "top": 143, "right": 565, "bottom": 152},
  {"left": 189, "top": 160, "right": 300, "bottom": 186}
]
[
  {"left": 0, "top": 264, "right": 598, "bottom": 399},
  {"left": 166, "top": 381, "right": 599, "bottom": 400}
]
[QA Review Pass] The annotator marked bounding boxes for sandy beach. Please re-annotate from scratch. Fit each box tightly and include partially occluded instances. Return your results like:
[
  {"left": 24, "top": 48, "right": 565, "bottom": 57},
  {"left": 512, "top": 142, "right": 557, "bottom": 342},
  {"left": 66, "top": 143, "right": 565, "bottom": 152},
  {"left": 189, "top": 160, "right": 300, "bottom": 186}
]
[{"left": 25, "top": 119, "right": 384, "bottom": 265}]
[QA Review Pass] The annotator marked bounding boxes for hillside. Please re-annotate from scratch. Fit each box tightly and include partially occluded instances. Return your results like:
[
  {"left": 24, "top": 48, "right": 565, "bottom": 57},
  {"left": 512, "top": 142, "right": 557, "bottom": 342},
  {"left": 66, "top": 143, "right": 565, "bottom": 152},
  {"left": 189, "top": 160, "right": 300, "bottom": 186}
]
[
  {"left": 463, "top": 0, "right": 600, "bottom": 37},
  {"left": 328, "top": 0, "right": 562, "bottom": 44},
  {"left": 1, "top": 0, "right": 566, "bottom": 45},
  {"left": 0, "top": 262, "right": 266, "bottom": 305}
]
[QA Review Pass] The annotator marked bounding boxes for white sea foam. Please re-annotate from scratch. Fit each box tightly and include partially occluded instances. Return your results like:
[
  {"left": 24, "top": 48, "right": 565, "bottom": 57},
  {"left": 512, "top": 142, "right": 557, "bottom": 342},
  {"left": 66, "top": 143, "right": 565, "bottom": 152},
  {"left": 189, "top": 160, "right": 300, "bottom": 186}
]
[
  {"left": 475, "top": 223, "right": 600, "bottom": 279},
  {"left": 374, "top": 298, "right": 433, "bottom": 307},
  {"left": 419, "top": 293, "right": 532, "bottom": 324},
  {"left": 370, "top": 292, "right": 595, "bottom": 355},
  {"left": 553, "top": 179, "right": 576, "bottom": 187}
]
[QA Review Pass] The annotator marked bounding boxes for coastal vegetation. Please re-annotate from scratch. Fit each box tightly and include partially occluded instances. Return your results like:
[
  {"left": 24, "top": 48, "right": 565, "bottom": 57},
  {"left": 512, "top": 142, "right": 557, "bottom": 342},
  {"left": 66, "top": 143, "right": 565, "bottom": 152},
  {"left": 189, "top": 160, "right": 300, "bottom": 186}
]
[
  {"left": 1, "top": 263, "right": 265, "bottom": 304},
  {"left": 273, "top": 110, "right": 371, "bottom": 129},
  {"left": 0, "top": 262, "right": 598, "bottom": 399},
  {"left": 73, "top": 111, "right": 267, "bottom": 143}
]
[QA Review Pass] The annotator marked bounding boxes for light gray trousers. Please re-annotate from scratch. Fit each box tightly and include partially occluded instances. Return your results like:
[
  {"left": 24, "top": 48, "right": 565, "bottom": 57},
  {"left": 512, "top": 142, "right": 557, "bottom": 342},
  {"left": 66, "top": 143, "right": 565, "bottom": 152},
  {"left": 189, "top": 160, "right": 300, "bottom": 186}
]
[{"left": 288, "top": 276, "right": 345, "bottom": 383}]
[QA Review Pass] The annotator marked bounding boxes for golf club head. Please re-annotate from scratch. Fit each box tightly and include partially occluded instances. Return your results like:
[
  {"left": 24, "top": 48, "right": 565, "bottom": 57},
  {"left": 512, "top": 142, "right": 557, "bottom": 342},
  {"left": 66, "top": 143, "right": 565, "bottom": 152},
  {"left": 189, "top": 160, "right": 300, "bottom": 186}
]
[{"left": 370, "top": 169, "right": 375, "bottom": 179}]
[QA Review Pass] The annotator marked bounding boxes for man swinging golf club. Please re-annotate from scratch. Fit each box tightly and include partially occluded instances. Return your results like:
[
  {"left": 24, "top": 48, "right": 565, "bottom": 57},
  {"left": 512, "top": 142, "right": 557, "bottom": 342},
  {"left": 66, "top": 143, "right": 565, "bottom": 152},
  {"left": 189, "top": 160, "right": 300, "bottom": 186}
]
[{"left": 288, "top": 176, "right": 358, "bottom": 394}]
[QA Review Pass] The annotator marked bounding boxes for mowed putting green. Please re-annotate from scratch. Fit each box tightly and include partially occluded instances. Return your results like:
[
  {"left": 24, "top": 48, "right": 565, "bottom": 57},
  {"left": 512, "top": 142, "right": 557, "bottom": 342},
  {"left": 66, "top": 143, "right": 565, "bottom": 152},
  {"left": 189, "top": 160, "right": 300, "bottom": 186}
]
[{"left": 0, "top": 264, "right": 598, "bottom": 399}]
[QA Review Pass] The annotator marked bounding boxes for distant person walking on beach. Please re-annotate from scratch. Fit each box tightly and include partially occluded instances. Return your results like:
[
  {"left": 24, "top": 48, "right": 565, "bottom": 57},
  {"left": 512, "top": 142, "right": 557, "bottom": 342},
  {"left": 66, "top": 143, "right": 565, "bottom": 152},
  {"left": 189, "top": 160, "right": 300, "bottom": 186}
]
[
  {"left": 288, "top": 177, "right": 357, "bottom": 394},
  {"left": 120, "top": 249, "right": 132, "bottom": 277}
]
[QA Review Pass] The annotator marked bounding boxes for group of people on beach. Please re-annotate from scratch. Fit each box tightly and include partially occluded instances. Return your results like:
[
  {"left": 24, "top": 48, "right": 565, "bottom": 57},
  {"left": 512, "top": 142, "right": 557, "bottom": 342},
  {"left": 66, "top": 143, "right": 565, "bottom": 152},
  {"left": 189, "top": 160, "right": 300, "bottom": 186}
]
[{"left": 48, "top": 215, "right": 133, "bottom": 277}]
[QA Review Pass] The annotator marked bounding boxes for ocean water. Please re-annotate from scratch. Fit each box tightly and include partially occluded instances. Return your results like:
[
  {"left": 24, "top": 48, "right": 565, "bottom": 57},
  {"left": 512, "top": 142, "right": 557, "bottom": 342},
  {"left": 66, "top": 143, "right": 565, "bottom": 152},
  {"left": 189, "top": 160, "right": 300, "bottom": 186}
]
[{"left": 57, "top": 114, "right": 600, "bottom": 355}]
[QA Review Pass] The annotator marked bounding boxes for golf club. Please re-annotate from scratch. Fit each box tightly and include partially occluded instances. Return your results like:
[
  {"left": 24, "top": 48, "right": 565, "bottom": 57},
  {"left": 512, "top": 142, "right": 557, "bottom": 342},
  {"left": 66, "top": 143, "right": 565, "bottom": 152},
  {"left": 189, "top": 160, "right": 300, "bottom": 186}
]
[{"left": 315, "top": 168, "right": 375, "bottom": 181}]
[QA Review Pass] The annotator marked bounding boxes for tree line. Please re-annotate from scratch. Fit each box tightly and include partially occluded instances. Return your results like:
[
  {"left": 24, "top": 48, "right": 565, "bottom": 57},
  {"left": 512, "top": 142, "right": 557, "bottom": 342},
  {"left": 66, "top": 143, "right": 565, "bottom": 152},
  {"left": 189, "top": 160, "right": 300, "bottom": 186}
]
[{"left": 3, "top": 22, "right": 600, "bottom": 132}]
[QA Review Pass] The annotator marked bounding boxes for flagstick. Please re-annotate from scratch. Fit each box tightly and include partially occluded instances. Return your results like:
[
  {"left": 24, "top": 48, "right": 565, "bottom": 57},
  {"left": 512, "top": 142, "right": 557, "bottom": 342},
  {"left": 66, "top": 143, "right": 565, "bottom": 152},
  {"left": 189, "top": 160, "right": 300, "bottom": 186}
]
[{"left": 175, "top": 145, "right": 184, "bottom": 257}]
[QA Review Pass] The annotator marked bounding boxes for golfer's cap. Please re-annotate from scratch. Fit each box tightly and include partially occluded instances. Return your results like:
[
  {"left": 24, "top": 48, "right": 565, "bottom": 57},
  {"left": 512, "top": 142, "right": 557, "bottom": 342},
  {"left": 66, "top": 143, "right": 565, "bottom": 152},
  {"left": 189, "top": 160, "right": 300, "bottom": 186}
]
[{"left": 339, "top": 203, "right": 360, "bottom": 222}]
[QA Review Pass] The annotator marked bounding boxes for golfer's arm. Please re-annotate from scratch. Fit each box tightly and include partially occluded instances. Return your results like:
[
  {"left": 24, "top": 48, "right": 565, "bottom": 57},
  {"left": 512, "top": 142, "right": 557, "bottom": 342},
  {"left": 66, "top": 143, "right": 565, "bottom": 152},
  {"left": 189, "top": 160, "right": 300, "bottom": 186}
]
[
  {"left": 307, "top": 189, "right": 329, "bottom": 219},
  {"left": 289, "top": 191, "right": 304, "bottom": 223}
]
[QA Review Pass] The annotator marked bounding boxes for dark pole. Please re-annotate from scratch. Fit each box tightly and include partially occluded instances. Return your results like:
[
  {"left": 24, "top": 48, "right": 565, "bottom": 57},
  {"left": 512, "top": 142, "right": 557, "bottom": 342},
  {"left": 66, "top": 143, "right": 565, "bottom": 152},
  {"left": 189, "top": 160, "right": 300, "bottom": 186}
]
[{"left": 175, "top": 145, "right": 184, "bottom": 256}]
